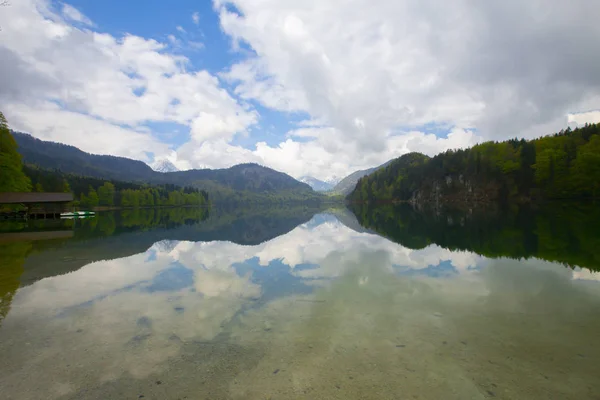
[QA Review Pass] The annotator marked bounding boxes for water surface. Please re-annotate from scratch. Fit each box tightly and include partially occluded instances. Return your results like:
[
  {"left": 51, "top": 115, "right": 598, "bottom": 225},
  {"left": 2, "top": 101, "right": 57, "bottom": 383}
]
[{"left": 0, "top": 205, "right": 599, "bottom": 399}]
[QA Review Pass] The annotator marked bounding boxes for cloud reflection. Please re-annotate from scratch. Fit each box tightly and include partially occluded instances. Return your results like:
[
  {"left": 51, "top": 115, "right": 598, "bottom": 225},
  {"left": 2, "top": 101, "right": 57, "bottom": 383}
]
[{"left": 0, "top": 212, "right": 598, "bottom": 399}]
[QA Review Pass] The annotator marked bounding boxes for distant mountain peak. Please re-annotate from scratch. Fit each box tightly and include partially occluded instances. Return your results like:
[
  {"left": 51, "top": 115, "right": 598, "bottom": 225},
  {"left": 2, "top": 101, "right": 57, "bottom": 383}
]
[
  {"left": 332, "top": 160, "right": 393, "bottom": 195},
  {"left": 299, "top": 176, "right": 335, "bottom": 192},
  {"left": 324, "top": 176, "right": 340, "bottom": 185},
  {"left": 152, "top": 159, "right": 179, "bottom": 173}
]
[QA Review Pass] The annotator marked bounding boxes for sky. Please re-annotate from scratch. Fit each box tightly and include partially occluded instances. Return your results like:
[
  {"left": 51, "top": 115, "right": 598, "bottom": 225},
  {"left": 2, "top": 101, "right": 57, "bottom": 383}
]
[{"left": 1, "top": 0, "right": 600, "bottom": 182}]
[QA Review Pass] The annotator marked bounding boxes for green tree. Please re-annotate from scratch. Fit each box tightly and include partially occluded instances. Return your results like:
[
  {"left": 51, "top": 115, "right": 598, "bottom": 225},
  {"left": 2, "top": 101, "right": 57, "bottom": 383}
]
[
  {"left": 87, "top": 186, "right": 99, "bottom": 208},
  {"left": 80, "top": 193, "right": 89, "bottom": 207},
  {"left": 62, "top": 179, "right": 71, "bottom": 193},
  {"left": 97, "top": 182, "right": 115, "bottom": 206},
  {"left": 0, "top": 112, "right": 32, "bottom": 192},
  {"left": 572, "top": 136, "right": 600, "bottom": 198}
]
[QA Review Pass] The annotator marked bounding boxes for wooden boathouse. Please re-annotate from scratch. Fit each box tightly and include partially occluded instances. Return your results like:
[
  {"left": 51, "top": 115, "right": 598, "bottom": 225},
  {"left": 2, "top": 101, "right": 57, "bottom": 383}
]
[{"left": 0, "top": 192, "right": 74, "bottom": 219}]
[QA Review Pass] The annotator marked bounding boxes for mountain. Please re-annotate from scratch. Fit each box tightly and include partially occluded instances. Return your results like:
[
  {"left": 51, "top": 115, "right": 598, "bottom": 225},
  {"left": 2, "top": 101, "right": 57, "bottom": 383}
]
[
  {"left": 332, "top": 160, "right": 392, "bottom": 195},
  {"left": 13, "top": 131, "right": 157, "bottom": 182},
  {"left": 152, "top": 159, "right": 179, "bottom": 173},
  {"left": 299, "top": 176, "right": 335, "bottom": 191},
  {"left": 12, "top": 132, "right": 316, "bottom": 200},
  {"left": 348, "top": 123, "right": 600, "bottom": 204},
  {"left": 332, "top": 168, "right": 376, "bottom": 195}
]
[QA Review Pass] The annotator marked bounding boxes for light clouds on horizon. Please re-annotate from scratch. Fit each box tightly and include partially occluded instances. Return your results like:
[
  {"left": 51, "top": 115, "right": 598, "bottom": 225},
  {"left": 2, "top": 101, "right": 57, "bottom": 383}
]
[{"left": 0, "top": 0, "right": 599, "bottom": 181}]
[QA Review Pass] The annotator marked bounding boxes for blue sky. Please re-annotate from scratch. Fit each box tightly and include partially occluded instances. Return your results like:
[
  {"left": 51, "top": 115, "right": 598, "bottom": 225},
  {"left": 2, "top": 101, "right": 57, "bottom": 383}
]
[
  {"left": 61, "top": 0, "right": 299, "bottom": 149},
  {"left": 65, "top": 0, "right": 237, "bottom": 77},
  {"left": 0, "top": 0, "right": 598, "bottom": 181}
]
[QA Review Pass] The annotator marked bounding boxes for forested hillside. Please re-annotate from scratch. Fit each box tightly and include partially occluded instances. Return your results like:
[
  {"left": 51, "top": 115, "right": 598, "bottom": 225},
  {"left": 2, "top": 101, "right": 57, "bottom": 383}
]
[
  {"left": 349, "top": 123, "right": 600, "bottom": 204},
  {"left": 13, "top": 131, "right": 156, "bottom": 182},
  {"left": 13, "top": 132, "right": 314, "bottom": 197}
]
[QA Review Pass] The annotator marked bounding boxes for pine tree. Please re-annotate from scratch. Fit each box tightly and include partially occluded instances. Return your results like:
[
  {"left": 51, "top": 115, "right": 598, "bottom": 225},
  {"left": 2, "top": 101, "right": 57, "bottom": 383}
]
[{"left": 0, "top": 112, "right": 32, "bottom": 192}]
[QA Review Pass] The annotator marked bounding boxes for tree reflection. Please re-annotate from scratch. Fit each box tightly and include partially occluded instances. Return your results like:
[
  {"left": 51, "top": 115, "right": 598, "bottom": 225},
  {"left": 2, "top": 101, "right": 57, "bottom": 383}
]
[{"left": 350, "top": 202, "right": 600, "bottom": 272}]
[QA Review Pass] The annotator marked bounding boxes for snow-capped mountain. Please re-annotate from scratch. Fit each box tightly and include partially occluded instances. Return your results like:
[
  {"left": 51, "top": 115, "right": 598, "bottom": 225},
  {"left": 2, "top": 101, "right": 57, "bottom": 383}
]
[
  {"left": 324, "top": 176, "right": 340, "bottom": 186},
  {"left": 151, "top": 159, "right": 179, "bottom": 173},
  {"left": 299, "top": 176, "right": 336, "bottom": 192}
]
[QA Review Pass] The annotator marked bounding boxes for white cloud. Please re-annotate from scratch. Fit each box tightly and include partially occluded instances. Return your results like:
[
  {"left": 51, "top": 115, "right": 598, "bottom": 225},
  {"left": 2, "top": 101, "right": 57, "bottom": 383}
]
[
  {"left": 190, "top": 110, "right": 256, "bottom": 142},
  {"left": 0, "top": 0, "right": 255, "bottom": 162},
  {"left": 2, "top": 0, "right": 599, "bottom": 181},
  {"left": 61, "top": 3, "right": 94, "bottom": 27},
  {"left": 165, "top": 124, "right": 480, "bottom": 180},
  {"left": 188, "top": 40, "right": 204, "bottom": 50},
  {"left": 175, "top": 138, "right": 259, "bottom": 170},
  {"left": 173, "top": 23, "right": 204, "bottom": 51},
  {"left": 167, "top": 34, "right": 180, "bottom": 47},
  {"left": 6, "top": 101, "right": 170, "bottom": 161},
  {"left": 215, "top": 0, "right": 600, "bottom": 166},
  {"left": 172, "top": 125, "right": 481, "bottom": 181},
  {"left": 568, "top": 110, "right": 600, "bottom": 126}
]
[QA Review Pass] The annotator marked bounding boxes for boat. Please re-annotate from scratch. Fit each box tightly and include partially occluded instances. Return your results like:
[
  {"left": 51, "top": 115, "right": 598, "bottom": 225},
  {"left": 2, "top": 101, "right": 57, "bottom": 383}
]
[{"left": 60, "top": 211, "right": 96, "bottom": 218}]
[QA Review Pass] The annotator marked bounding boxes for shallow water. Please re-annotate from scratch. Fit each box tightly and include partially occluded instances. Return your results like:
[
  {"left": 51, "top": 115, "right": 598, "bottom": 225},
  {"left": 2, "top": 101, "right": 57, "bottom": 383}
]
[{"left": 0, "top": 206, "right": 599, "bottom": 399}]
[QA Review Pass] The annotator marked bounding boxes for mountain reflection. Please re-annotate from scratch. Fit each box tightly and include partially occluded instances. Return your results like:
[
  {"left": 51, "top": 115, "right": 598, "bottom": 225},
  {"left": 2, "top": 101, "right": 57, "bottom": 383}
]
[{"left": 0, "top": 204, "right": 599, "bottom": 399}]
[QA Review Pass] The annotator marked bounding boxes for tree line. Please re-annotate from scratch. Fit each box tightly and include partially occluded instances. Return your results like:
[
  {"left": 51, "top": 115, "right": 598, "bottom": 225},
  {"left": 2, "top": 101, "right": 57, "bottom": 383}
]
[
  {"left": 24, "top": 165, "right": 209, "bottom": 208},
  {"left": 349, "top": 123, "right": 600, "bottom": 203}
]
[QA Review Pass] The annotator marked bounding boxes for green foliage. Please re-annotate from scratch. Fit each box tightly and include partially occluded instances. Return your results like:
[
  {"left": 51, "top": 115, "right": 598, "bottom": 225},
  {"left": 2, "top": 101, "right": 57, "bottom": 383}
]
[
  {"left": 97, "top": 182, "right": 115, "bottom": 206},
  {"left": 0, "top": 112, "right": 32, "bottom": 192},
  {"left": 571, "top": 135, "right": 600, "bottom": 198},
  {"left": 22, "top": 165, "right": 210, "bottom": 209},
  {"left": 87, "top": 186, "right": 99, "bottom": 208},
  {"left": 349, "top": 123, "right": 600, "bottom": 203},
  {"left": 61, "top": 179, "right": 71, "bottom": 193}
]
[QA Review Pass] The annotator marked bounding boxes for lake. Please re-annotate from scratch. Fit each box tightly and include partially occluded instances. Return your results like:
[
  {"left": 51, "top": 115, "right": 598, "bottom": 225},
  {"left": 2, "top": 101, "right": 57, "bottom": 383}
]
[{"left": 0, "top": 204, "right": 599, "bottom": 399}]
